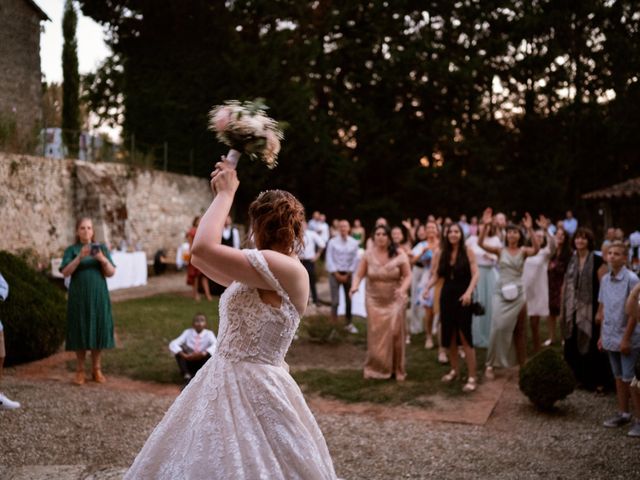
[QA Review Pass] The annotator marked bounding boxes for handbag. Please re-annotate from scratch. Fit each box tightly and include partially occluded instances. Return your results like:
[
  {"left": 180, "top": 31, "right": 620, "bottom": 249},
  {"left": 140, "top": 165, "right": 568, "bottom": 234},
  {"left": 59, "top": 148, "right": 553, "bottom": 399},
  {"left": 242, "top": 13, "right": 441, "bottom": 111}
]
[
  {"left": 500, "top": 283, "right": 519, "bottom": 301},
  {"left": 471, "top": 301, "right": 485, "bottom": 316}
]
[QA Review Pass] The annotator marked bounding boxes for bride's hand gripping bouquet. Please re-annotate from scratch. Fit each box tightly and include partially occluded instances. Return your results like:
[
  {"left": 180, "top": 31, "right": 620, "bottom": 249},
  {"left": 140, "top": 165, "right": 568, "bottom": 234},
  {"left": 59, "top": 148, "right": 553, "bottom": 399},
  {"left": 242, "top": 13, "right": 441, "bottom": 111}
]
[{"left": 208, "top": 99, "right": 284, "bottom": 169}]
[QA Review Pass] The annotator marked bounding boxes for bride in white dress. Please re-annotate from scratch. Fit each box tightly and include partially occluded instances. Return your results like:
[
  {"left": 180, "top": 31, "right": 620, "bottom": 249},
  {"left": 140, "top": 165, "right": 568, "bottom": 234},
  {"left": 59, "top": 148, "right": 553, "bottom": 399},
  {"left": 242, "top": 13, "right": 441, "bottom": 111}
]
[{"left": 124, "top": 161, "right": 337, "bottom": 479}]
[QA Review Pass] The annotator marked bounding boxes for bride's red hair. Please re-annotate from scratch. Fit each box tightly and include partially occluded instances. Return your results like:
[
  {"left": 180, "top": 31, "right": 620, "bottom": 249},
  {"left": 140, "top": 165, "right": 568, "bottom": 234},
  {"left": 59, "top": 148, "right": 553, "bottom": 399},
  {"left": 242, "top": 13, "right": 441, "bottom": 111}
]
[{"left": 249, "top": 190, "right": 305, "bottom": 254}]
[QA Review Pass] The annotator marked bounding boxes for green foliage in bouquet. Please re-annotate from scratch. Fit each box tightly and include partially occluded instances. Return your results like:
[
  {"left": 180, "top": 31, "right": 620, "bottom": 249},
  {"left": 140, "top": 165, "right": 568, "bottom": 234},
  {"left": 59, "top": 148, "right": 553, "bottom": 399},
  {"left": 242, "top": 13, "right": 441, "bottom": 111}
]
[
  {"left": 519, "top": 348, "right": 576, "bottom": 411},
  {"left": 0, "top": 251, "right": 66, "bottom": 365}
]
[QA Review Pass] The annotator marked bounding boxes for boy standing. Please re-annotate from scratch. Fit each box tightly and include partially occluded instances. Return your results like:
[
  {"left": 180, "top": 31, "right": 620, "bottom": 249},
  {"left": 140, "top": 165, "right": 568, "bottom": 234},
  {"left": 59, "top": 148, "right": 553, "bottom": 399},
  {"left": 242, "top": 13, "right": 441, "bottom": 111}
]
[
  {"left": 598, "top": 241, "right": 640, "bottom": 437},
  {"left": 169, "top": 313, "right": 217, "bottom": 384}
]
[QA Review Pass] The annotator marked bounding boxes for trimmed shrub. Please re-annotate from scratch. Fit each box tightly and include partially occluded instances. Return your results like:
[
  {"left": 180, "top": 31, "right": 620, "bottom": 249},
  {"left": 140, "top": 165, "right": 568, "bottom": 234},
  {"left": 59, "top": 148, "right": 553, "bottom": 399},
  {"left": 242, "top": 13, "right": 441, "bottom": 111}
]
[
  {"left": 0, "top": 251, "right": 66, "bottom": 364},
  {"left": 519, "top": 348, "right": 576, "bottom": 411}
]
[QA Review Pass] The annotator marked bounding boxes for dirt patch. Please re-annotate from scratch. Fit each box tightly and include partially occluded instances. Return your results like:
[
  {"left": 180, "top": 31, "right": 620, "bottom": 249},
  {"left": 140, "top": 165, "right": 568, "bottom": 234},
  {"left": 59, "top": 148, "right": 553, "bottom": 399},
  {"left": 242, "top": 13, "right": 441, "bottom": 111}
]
[
  {"left": 109, "top": 272, "right": 191, "bottom": 303},
  {"left": 306, "top": 375, "right": 507, "bottom": 425},
  {"left": 14, "top": 351, "right": 180, "bottom": 397},
  {"left": 287, "top": 341, "right": 366, "bottom": 370},
  {"left": 14, "top": 347, "right": 505, "bottom": 426}
]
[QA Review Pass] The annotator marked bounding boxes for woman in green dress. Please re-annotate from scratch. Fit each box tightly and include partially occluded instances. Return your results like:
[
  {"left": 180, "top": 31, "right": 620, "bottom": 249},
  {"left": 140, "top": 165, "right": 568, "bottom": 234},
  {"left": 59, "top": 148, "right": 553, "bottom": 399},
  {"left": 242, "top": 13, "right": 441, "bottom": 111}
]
[
  {"left": 478, "top": 208, "right": 539, "bottom": 379},
  {"left": 60, "top": 218, "right": 116, "bottom": 385}
]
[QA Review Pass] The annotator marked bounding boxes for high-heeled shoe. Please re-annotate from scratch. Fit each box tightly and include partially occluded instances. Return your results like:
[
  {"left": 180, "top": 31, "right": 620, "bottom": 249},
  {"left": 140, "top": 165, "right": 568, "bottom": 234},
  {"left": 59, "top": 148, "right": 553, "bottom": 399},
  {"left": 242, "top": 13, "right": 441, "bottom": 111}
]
[
  {"left": 92, "top": 369, "right": 106, "bottom": 383},
  {"left": 462, "top": 377, "right": 477, "bottom": 392},
  {"left": 73, "top": 370, "right": 85, "bottom": 385},
  {"left": 441, "top": 370, "right": 458, "bottom": 383}
]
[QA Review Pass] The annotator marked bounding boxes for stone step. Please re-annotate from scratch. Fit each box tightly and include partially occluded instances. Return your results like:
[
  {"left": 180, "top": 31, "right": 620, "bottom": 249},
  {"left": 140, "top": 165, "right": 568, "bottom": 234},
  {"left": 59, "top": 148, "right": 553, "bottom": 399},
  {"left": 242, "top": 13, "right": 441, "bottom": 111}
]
[{"left": 0, "top": 465, "right": 126, "bottom": 480}]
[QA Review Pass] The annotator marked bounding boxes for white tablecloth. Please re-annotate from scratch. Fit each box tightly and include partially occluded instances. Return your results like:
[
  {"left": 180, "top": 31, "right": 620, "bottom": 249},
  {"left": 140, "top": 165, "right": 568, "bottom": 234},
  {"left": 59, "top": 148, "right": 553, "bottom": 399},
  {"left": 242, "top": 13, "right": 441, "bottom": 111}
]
[{"left": 107, "top": 251, "right": 148, "bottom": 291}]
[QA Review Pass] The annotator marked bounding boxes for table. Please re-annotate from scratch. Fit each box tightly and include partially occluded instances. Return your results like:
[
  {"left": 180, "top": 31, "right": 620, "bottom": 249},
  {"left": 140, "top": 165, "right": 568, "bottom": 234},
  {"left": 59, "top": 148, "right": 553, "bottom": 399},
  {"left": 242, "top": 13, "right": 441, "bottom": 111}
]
[{"left": 106, "top": 251, "right": 148, "bottom": 291}]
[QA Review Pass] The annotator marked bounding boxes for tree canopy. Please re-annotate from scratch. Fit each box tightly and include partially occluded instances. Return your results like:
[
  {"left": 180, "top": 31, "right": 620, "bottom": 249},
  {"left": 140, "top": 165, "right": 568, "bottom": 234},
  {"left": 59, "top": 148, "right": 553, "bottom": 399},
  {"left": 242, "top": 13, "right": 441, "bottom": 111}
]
[{"left": 78, "top": 0, "right": 640, "bottom": 225}]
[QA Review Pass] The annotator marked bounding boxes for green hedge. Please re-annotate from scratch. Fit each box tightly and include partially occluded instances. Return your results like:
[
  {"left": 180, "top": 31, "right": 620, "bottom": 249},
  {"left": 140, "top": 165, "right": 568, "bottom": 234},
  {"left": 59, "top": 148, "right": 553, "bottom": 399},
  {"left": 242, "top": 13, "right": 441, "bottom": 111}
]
[
  {"left": 519, "top": 348, "right": 576, "bottom": 411},
  {"left": 0, "top": 251, "right": 66, "bottom": 364}
]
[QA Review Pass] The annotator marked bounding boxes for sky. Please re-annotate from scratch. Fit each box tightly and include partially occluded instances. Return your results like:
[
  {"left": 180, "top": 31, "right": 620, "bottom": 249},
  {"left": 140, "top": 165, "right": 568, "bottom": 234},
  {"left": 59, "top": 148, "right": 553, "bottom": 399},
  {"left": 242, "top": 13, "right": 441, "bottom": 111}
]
[
  {"left": 37, "top": 1, "right": 119, "bottom": 139},
  {"left": 38, "top": 0, "right": 110, "bottom": 84}
]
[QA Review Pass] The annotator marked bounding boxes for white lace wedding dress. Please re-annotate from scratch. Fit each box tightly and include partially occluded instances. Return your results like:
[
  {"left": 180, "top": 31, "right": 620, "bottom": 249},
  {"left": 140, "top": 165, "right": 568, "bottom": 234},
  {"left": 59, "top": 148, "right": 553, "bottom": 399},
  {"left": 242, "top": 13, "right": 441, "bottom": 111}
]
[{"left": 124, "top": 249, "right": 337, "bottom": 479}]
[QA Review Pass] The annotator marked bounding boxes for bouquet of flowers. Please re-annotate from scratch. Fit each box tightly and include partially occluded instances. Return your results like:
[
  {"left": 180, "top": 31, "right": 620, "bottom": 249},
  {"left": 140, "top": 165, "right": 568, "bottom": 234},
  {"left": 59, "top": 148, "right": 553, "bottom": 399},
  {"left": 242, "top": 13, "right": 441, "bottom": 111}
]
[{"left": 208, "top": 99, "right": 284, "bottom": 169}]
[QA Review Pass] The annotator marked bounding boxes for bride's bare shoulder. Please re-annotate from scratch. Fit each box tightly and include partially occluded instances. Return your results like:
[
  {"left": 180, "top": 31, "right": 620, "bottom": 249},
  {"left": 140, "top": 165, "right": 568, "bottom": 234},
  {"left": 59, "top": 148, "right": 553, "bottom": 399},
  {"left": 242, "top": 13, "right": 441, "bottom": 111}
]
[{"left": 260, "top": 250, "right": 307, "bottom": 278}]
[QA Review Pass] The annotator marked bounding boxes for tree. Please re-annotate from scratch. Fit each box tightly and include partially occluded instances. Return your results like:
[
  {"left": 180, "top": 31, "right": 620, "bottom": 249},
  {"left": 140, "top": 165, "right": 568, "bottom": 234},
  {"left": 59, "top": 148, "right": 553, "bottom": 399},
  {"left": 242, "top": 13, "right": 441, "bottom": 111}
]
[
  {"left": 62, "top": 0, "right": 80, "bottom": 156},
  {"left": 77, "top": 1, "right": 640, "bottom": 225}
]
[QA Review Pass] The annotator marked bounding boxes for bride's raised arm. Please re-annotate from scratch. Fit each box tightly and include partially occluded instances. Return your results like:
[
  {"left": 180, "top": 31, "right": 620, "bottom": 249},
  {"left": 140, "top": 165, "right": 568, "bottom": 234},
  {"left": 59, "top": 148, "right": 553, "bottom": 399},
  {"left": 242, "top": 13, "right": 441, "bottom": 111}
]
[{"left": 191, "top": 161, "right": 307, "bottom": 307}]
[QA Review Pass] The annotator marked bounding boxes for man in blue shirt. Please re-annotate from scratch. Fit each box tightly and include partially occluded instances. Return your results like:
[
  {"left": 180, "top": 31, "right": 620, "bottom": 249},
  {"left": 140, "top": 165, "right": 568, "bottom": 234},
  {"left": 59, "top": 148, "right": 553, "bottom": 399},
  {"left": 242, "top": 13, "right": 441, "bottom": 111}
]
[
  {"left": 0, "top": 272, "right": 20, "bottom": 410},
  {"left": 562, "top": 210, "right": 578, "bottom": 237}
]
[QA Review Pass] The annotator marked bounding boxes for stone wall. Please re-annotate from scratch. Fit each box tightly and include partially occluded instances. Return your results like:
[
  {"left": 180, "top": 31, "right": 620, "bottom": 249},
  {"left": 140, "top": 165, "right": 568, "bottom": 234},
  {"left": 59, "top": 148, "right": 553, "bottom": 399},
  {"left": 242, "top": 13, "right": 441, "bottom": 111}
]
[
  {"left": 0, "top": 154, "right": 213, "bottom": 263},
  {"left": 0, "top": 0, "right": 46, "bottom": 144}
]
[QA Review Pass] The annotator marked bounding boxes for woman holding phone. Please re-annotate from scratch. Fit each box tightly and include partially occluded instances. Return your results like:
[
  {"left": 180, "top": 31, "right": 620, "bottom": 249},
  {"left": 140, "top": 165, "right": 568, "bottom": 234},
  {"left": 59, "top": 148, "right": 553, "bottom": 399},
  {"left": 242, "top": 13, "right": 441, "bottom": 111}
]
[{"left": 60, "top": 218, "right": 116, "bottom": 385}]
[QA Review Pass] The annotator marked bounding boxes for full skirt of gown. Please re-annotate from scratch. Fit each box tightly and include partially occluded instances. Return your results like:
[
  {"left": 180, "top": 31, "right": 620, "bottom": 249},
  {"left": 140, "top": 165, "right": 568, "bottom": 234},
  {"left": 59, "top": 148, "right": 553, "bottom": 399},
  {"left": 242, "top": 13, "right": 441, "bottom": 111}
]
[{"left": 124, "top": 249, "right": 336, "bottom": 480}]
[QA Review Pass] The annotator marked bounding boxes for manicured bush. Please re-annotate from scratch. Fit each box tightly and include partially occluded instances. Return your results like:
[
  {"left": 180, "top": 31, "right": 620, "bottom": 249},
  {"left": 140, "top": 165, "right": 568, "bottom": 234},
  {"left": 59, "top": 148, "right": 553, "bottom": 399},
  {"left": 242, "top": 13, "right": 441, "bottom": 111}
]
[
  {"left": 519, "top": 348, "right": 576, "bottom": 411},
  {"left": 0, "top": 251, "right": 66, "bottom": 364}
]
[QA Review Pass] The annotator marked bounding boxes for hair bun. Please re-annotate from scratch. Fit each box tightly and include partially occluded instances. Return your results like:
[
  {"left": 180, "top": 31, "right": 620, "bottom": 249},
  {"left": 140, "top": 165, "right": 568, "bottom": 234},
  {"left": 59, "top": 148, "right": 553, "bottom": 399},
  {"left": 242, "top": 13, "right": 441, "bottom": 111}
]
[{"left": 249, "top": 190, "right": 305, "bottom": 253}]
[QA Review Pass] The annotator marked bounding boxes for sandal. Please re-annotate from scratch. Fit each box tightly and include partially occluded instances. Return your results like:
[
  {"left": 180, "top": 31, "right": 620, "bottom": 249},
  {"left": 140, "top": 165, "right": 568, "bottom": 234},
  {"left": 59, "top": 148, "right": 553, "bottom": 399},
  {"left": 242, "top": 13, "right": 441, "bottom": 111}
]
[
  {"left": 441, "top": 370, "right": 458, "bottom": 383},
  {"left": 92, "top": 369, "right": 107, "bottom": 384},
  {"left": 484, "top": 366, "right": 495, "bottom": 381},
  {"left": 462, "top": 377, "right": 477, "bottom": 393},
  {"left": 73, "top": 370, "right": 85, "bottom": 386},
  {"left": 437, "top": 350, "right": 448, "bottom": 364}
]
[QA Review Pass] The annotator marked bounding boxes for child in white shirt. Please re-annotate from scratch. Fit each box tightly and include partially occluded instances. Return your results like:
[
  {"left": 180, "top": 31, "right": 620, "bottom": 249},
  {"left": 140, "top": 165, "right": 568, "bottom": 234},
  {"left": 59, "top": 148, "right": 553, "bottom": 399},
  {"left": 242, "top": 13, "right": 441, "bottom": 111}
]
[{"left": 169, "top": 313, "right": 217, "bottom": 384}]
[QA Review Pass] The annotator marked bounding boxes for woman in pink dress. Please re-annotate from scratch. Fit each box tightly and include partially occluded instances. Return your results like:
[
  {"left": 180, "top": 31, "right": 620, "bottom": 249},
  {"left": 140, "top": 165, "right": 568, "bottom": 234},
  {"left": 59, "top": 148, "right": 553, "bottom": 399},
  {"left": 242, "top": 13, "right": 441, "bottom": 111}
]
[{"left": 351, "top": 224, "right": 412, "bottom": 380}]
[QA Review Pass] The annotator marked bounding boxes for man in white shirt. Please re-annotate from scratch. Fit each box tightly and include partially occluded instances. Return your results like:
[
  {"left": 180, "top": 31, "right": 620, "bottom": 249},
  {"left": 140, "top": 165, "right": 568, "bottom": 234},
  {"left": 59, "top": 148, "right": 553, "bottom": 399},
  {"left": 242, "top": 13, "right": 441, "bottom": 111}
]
[
  {"left": 326, "top": 220, "right": 360, "bottom": 333},
  {"left": 169, "top": 313, "right": 217, "bottom": 383},
  {"left": 459, "top": 214, "right": 470, "bottom": 238},
  {"left": 222, "top": 215, "right": 241, "bottom": 249},
  {"left": 300, "top": 221, "right": 326, "bottom": 305}
]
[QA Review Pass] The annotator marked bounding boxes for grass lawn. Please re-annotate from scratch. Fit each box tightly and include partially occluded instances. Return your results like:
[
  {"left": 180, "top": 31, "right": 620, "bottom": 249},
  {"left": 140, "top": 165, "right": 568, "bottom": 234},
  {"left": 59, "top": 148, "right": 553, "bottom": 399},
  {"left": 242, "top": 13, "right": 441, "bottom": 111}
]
[
  {"left": 87, "top": 295, "right": 221, "bottom": 384},
  {"left": 86, "top": 294, "right": 559, "bottom": 406},
  {"left": 293, "top": 316, "right": 488, "bottom": 406}
]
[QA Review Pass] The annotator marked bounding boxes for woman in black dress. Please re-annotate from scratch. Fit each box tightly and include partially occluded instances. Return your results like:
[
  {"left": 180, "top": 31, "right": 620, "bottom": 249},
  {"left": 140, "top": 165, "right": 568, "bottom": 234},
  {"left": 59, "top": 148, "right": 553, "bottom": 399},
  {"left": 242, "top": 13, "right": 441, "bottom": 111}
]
[{"left": 426, "top": 223, "right": 479, "bottom": 392}]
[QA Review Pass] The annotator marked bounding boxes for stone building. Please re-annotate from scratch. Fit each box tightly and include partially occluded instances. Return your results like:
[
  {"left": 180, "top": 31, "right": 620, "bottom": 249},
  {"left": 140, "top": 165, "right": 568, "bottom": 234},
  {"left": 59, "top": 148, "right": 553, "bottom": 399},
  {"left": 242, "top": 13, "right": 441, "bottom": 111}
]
[{"left": 0, "top": 0, "right": 49, "bottom": 147}]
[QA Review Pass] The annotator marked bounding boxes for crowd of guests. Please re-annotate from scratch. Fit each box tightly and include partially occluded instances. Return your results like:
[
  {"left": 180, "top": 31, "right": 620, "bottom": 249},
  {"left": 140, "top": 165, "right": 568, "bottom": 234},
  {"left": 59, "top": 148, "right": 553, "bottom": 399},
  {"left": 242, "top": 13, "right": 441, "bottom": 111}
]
[
  {"left": 306, "top": 209, "right": 640, "bottom": 436},
  {"left": 3, "top": 209, "right": 639, "bottom": 440}
]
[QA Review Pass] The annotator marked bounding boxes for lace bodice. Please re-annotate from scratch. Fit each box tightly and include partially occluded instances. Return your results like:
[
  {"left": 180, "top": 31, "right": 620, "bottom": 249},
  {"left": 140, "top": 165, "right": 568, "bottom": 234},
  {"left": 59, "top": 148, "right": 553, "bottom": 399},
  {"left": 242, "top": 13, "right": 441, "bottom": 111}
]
[{"left": 216, "top": 249, "right": 300, "bottom": 366}]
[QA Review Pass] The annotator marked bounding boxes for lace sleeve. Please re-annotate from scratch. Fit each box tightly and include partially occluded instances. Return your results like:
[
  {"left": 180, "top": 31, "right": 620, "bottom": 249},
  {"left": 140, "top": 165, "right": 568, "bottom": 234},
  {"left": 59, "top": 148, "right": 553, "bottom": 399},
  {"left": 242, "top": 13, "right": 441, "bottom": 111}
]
[{"left": 243, "top": 249, "right": 289, "bottom": 300}]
